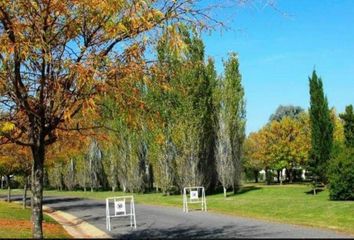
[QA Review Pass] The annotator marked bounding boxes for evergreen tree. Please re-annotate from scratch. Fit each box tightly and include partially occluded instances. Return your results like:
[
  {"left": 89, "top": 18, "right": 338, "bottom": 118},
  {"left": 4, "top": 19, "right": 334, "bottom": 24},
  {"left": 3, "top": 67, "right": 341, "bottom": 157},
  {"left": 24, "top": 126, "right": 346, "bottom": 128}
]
[
  {"left": 339, "top": 105, "right": 354, "bottom": 148},
  {"left": 308, "top": 70, "right": 333, "bottom": 188}
]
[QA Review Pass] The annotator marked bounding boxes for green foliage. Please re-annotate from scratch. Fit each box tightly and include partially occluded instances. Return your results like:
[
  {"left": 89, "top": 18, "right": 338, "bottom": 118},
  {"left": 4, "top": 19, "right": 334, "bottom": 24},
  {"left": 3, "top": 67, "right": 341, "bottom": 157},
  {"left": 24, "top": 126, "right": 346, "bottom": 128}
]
[
  {"left": 339, "top": 105, "right": 354, "bottom": 148},
  {"left": 328, "top": 147, "right": 354, "bottom": 200},
  {"left": 308, "top": 70, "right": 334, "bottom": 183}
]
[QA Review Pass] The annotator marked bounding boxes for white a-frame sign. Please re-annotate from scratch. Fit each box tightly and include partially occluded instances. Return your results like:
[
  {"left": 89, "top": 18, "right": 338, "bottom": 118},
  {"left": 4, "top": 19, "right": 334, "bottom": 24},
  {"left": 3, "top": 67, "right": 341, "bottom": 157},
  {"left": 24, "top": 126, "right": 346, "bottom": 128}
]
[
  {"left": 183, "top": 186, "right": 207, "bottom": 212},
  {"left": 106, "top": 196, "right": 136, "bottom": 231}
]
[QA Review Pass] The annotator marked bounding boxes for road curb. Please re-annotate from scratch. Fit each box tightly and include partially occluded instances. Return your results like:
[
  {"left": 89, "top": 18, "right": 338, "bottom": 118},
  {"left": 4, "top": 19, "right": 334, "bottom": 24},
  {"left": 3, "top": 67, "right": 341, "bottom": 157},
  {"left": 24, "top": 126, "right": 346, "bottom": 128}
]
[{"left": 43, "top": 205, "right": 111, "bottom": 239}]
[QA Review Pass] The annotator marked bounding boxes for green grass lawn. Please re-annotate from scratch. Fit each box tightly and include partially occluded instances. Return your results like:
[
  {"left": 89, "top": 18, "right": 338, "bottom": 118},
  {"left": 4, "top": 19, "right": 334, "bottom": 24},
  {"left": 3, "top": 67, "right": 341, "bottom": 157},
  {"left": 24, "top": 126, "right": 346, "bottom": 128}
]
[
  {"left": 0, "top": 200, "right": 70, "bottom": 238},
  {"left": 41, "top": 183, "right": 354, "bottom": 235}
]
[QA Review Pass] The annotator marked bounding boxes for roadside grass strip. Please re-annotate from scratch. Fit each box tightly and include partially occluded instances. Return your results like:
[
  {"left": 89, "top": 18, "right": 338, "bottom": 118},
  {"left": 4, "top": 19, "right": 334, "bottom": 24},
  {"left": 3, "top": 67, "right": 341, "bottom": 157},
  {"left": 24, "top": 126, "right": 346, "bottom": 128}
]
[{"left": 0, "top": 200, "right": 70, "bottom": 238}]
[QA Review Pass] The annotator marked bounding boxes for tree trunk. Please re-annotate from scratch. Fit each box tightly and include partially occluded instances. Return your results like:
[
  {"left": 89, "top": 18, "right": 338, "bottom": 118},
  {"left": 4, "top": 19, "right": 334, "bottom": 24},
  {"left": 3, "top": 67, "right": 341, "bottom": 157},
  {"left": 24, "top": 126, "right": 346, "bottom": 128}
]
[
  {"left": 265, "top": 167, "right": 272, "bottom": 185},
  {"left": 254, "top": 170, "right": 259, "bottom": 183},
  {"left": 277, "top": 170, "right": 281, "bottom": 184},
  {"left": 89, "top": 158, "right": 93, "bottom": 192},
  {"left": 289, "top": 168, "right": 293, "bottom": 183},
  {"left": 31, "top": 144, "right": 45, "bottom": 238},
  {"left": 7, "top": 175, "right": 11, "bottom": 202},
  {"left": 23, "top": 177, "right": 28, "bottom": 209},
  {"left": 223, "top": 187, "right": 227, "bottom": 198},
  {"left": 233, "top": 181, "right": 241, "bottom": 194},
  {"left": 83, "top": 164, "right": 87, "bottom": 192}
]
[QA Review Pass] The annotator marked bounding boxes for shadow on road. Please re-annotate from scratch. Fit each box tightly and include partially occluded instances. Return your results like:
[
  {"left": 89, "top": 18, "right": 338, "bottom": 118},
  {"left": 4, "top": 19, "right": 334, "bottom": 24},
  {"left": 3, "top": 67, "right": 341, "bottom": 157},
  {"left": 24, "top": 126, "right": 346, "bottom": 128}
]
[
  {"left": 43, "top": 198, "right": 105, "bottom": 213},
  {"left": 43, "top": 196, "right": 85, "bottom": 204},
  {"left": 117, "top": 224, "right": 282, "bottom": 239}
]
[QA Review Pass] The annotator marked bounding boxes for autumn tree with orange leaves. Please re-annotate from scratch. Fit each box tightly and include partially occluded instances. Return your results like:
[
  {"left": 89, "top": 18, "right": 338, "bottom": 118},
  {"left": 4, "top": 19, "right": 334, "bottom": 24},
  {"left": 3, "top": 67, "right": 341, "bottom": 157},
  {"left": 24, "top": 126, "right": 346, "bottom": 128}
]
[
  {"left": 0, "top": 143, "right": 31, "bottom": 204},
  {"left": 243, "top": 113, "right": 311, "bottom": 184},
  {"left": 0, "top": 0, "right": 223, "bottom": 237}
]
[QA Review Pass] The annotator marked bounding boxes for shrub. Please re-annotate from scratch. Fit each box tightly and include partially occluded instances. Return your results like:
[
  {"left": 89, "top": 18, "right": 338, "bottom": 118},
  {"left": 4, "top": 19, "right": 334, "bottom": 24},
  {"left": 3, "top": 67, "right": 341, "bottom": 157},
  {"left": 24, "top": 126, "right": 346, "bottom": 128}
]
[{"left": 328, "top": 147, "right": 354, "bottom": 200}]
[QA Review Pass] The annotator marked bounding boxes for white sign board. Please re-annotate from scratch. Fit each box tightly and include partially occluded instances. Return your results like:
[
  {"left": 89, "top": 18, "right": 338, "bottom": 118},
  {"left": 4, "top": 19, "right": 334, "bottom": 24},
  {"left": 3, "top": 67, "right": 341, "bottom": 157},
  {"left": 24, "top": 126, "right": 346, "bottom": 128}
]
[
  {"left": 190, "top": 190, "right": 198, "bottom": 200},
  {"left": 114, "top": 200, "right": 126, "bottom": 215},
  {"left": 183, "top": 187, "right": 207, "bottom": 213},
  {"left": 106, "top": 196, "right": 136, "bottom": 231}
]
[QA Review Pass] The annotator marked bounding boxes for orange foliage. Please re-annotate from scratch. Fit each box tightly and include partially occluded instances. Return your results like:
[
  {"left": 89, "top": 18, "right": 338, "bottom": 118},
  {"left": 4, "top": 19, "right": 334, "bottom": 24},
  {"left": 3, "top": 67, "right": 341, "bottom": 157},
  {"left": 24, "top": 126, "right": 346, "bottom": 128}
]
[{"left": 0, "top": 144, "right": 31, "bottom": 175}]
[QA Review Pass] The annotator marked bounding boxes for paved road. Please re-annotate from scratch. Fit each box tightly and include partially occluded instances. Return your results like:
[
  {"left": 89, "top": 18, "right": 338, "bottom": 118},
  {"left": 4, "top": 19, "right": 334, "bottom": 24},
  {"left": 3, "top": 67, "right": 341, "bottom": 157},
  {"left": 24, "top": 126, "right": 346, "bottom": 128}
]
[{"left": 35, "top": 196, "right": 351, "bottom": 239}]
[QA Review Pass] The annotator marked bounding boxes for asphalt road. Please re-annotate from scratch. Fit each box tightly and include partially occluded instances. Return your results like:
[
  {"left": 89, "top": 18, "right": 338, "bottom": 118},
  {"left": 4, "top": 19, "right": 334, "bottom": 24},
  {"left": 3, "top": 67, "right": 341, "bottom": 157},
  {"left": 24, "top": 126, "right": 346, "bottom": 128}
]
[{"left": 36, "top": 196, "right": 352, "bottom": 239}]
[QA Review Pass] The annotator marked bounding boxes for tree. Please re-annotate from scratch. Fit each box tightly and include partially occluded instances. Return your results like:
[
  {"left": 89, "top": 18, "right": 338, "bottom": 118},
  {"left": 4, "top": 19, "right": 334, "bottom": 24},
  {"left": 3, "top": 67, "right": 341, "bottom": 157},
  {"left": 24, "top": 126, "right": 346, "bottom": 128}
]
[
  {"left": 45, "top": 130, "right": 89, "bottom": 191},
  {"left": 215, "top": 113, "right": 234, "bottom": 197},
  {"left": 328, "top": 146, "right": 354, "bottom": 200},
  {"left": 264, "top": 115, "right": 311, "bottom": 183},
  {"left": 308, "top": 70, "right": 333, "bottom": 192},
  {"left": 244, "top": 113, "right": 311, "bottom": 185},
  {"left": 269, "top": 105, "right": 304, "bottom": 122},
  {"left": 339, "top": 105, "right": 354, "bottom": 147},
  {"left": 0, "top": 143, "right": 31, "bottom": 203},
  {"left": 87, "top": 139, "right": 107, "bottom": 192},
  {"left": 0, "top": 1, "right": 218, "bottom": 237},
  {"left": 151, "top": 28, "right": 219, "bottom": 193},
  {"left": 222, "top": 53, "right": 246, "bottom": 193},
  {"left": 197, "top": 57, "right": 218, "bottom": 192},
  {"left": 327, "top": 106, "right": 354, "bottom": 200},
  {"left": 243, "top": 132, "right": 267, "bottom": 183}
]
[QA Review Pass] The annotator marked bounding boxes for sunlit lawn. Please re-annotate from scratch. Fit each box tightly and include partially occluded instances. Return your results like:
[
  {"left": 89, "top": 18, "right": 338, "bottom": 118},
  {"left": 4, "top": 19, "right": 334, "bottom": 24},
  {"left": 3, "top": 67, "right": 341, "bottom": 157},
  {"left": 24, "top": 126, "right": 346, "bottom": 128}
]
[
  {"left": 0, "top": 200, "right": 70, "bottom": 238},
  {"left": 2, "top": 183, "right": 353, "bottom": 235}
]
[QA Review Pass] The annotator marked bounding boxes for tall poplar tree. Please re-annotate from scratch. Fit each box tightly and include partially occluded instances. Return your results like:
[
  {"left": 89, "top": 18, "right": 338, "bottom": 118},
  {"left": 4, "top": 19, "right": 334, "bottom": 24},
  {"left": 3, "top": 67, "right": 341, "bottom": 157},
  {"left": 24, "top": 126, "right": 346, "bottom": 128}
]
[
  {"left": 221, "top": 53, "right": 246, "bottom": 193},
  {"left": 308, "top": 70, "right": 333, "bottom": 190}
]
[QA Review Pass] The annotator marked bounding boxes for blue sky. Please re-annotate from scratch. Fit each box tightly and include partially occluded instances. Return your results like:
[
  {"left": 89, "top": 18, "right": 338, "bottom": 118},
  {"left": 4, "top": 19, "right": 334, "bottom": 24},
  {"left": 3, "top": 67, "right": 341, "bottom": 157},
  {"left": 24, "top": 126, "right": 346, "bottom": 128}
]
[{"left": 202, "top": 0, "right": 354, "bottom": 134}]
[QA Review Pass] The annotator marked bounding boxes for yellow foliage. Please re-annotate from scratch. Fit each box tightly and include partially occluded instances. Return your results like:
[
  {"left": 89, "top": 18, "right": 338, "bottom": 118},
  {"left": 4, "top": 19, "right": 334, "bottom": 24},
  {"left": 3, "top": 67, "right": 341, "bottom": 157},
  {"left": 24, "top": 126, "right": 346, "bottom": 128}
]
[
  {"left": 331, "top": 109, "right": 345, "bottom": 143},
  {"left": 244, "top": 114, "right": 311, "bottom": 170},
  {"left": 1, "top": 122, "right": 15, "bottom": 132},
  {"left": 156, "top": 133, "right": 165, "bottom": 145}
]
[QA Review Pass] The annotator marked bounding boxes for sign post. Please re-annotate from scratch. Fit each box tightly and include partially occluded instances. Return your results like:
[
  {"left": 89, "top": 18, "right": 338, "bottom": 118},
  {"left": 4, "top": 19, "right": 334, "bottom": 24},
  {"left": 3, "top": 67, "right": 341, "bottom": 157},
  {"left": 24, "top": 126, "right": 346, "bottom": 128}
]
[
  {"left": 183, "top": 186, "right": 207, "bottom": 213},
  {"left": 106, "top": 196, "right": 136, "bottom": 231}
]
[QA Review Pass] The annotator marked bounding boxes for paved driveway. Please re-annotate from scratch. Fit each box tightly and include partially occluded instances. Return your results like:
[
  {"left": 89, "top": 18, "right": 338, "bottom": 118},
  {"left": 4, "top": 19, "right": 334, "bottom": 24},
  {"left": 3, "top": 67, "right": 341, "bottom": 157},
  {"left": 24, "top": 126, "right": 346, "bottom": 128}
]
[{"left": 39, "top": 196, "right": 351, "bottom": 239}]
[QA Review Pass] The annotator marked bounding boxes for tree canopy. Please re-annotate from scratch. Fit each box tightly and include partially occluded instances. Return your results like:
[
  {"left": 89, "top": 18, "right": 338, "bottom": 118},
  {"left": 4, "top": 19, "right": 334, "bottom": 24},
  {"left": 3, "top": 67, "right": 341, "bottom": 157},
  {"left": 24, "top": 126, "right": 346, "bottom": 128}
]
[{"left": 269, "top": 105, "right": 304, "bottom": 122}]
